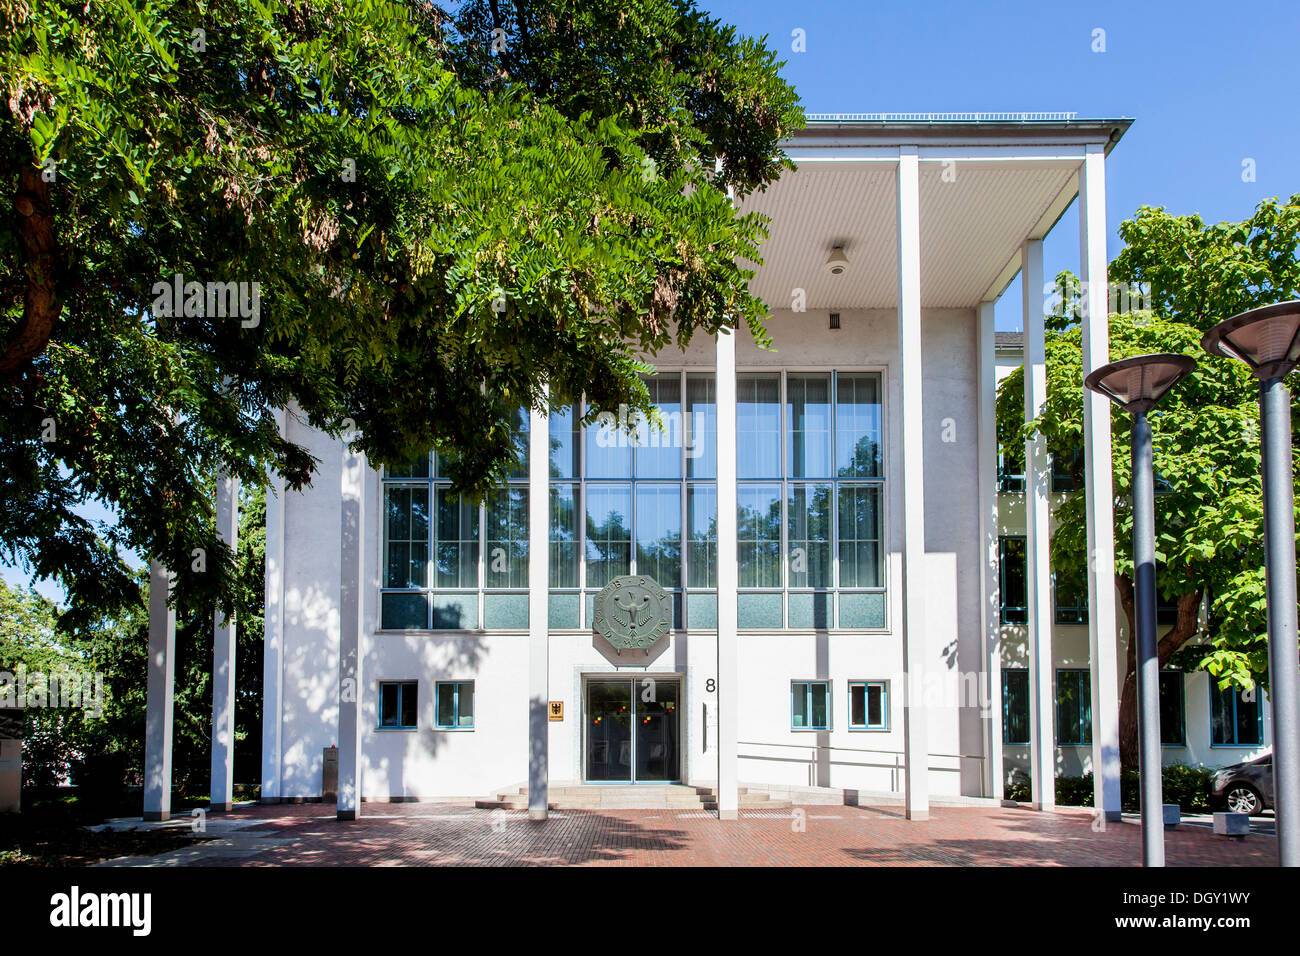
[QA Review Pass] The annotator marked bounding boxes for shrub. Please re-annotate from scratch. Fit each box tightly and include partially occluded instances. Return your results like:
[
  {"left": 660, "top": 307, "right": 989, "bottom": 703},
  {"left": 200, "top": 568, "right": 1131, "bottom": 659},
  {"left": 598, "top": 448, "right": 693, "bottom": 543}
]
[{"left": 1004, "top": 764, "right": 1216, "bottom": 812}]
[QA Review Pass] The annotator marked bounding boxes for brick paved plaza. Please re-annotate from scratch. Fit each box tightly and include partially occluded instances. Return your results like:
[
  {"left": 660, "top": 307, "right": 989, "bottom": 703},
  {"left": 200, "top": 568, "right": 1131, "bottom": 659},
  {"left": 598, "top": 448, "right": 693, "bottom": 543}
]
[{"left": 99, "top": 802, "right": 1276, "bottom": 867}]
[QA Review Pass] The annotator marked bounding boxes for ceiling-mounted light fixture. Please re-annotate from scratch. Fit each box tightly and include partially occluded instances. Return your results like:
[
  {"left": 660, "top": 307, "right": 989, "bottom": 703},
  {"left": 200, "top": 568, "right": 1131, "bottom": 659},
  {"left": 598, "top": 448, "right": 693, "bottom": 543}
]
[{"left": 825, "top": 245, "right": 848, "bottom": 276}]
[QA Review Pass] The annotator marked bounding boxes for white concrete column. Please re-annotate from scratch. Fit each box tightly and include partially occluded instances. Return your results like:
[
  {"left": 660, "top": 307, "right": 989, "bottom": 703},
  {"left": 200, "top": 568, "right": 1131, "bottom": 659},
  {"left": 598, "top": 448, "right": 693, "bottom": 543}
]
[
  {"left": 143, "top": 559, "right": 175, "bottom": 821},
  {"left": 209, "top": 470, "right": 239, "bottom": 811},
  {"left": 528, "top": 394, "right": 550, "bottom": 820},
  {"left": 715, "top": 329, "right": 739, "bottom": 820},
  {"left": 897, "top": 146, "right": 930, "bottom": 821},
  {"left": 1022, "top": 239, "right": 1056, "bottom": 811},
  {"left": 260, "top": 409, "right": 286, "bottom": 804},
  {"left": 976, "top": 300, "right": 1004, "bottom": 799},
  {"left": 337, "top": 438, "right": 365, "bottom": 820},
  {"left": 1079, "top": 143, "right": 1123, "bottom": 820}
]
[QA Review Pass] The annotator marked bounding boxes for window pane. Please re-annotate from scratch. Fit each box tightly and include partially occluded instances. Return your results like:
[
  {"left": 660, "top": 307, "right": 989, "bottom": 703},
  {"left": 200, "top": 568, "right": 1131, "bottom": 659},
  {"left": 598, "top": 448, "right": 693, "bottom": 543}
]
[
  {"left": 634, "top": 374, "right": 682, "bottom": 479},
  {"left": 737, "top": 374, "right": 780, "bottom": 479},
  {"left": 384, "top": 486, "right": 429, "bottom": 588},
  {"left": 1003, "top": 670, "right": 1030, "bottom": 744},
  {"left": 485, "top": 488, "right": 528, "bottom": 588},
  {"left": 1211, "top": 683, "right": 1231, "bottom": 745},
  {"left": 838, "top": 485, "right": 882, "bottom": 588},
  {"left": 686, "top": 375, "right": 717, "bottom": 479},
  {"left": 849, "top": 683, "right": 866, "bottom": 727},
  {"left": 1159, "top": 672, "right": 1184, "bottom": 745},
  {"left": 587, "top": 407, "right": 632, "bottom": 479},
  {"left": 507, "top": 407, "right": 529, "bottom": 479},
  {"left": 788, "top": 483, "right": 832, "bottom": 588},
  {"left": 687, "top": 485, "right": 718, "bottom": 588},
  {"left": 549, "top": 483, "right": 579, "bottom": 588},
  {"left": 787, "top": 374, "right": 832, "bottom": 478},
  {"left": 836, "top": 373, "right": 882, "bottom": 477},
  {"left": 999, "top": 537, "right": 1028, "bottom": 624},
  {"left": 436, "top": 683, "right": 455, "bottom": 727},
  {"left": 792, "top": 683, "right": 809, "bottom": 728},
  {"left": 435, "top": 490, "right": 478, "bottom": 588},
  {"left": 399, "top": 682, "right": 417, "bottom": 728},
  {"left": 456, "top": 682, "right": 474, "bottom": 727},
  {"left": 380, "top": 683, "right": 399, "bottom": 727},
  {"left": 738, "top": 483, "right": 782, "bottom": 588},
  {"left": 867, "top": 683, "right": 885, "bottom": 728},
  {"left": 585, "top": 484, "right": 632, "bottom": 586},
  {"left": 386, "top": 457, "right": 431, "bottom": 479},
  {"left": 810, "top": 682, "right": 829, "bottom": 729},
  {"left": 634, "top": 483, "right": 681, "bottom": 586},
  {"left": 549, "top": 407, "right": 580, "bottom": 479},
  {"left": 1235, "top": 689, "right": 1260, "bottom": 745},
  {"left": 1057, "top": 671, "right": 1091, "bottom": 745}
]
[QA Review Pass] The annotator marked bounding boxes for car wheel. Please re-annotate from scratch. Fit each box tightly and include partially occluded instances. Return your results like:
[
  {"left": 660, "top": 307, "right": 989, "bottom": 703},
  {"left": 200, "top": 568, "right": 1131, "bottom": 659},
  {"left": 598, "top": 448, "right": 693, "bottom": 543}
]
[{"left": 1225, "top": 785, "right": 1263, "bottom": 816}]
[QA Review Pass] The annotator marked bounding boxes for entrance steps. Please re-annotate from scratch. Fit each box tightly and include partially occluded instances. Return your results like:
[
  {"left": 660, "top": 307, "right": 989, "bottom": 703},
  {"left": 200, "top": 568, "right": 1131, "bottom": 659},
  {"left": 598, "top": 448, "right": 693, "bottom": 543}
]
[{"left": 475, "top": 784, "right": 792, "bottom": 811}]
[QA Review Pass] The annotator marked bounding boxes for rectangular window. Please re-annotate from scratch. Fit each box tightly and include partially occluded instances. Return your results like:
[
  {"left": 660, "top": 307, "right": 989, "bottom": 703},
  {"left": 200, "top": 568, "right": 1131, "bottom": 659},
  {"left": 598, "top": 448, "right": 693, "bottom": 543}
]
[
  {"left": 786, "top": 374, "right": 832, "bottom": 478},
  {"left": 787, "top": 483, "right": 832, "bottom": 588},
  {"left": 835, "top": 374, "right": 882, "bottom": 478},
  {"left": 997, "top": 443, "right": 1025, "bottom": 493},
  {"left": 848, "top": 680, "right": 888, "bottom": 730},
  {"left": 435, "top": 489, "right": 479, "bottom": 588},
  {"left": 549, "top": 483, "right": 579, "bottom": 588},
  {"left": 379, "top": 680, "right": 418, "bottom": 729},
  {"left": 635, "top": 483, "right": 682, "bottom": 587},
  {"left": 549, "top": 407, "right": 580, "bottom": 479},
  {"left": 791, "top": 681, "right": 830, "bottom": 730},
  {"left": 1160, "top": 671, "right": 1186, "bottom": 746},
  {"left": 999, "top": 536, "right": 1028, "bottom": 625},
  {"left": 384, "top": 486, "right": 429, "bottom": 589},
  {"left": 738, "top": 483, "right": 782, "bottom": 588},
  {"left": 1211, "top": 682, "right": 1262, "bottom": 746},
  {"left": 686, "top": 374, "right": 717, "bottom": 479},
  {"left": 634, "top": 375, "right": 682, "bottom": 479},
  {"left": 435, "top": 681, "right": 475, "bottom": 729},
  {"left": 687, "top": 485, "right": 717, "bottom": 588},
  {"left": 838, "top": 485, "right": 882, "bottom": 588},
  {"left": 1002, "top": 669, "right": 1030, "bottom": 745},
  {"left": 737, "top": 374, "right": 781, "bottom": 479},
  {"left": 484, "top": 488, "right": 528, "bottom": 588},
  {"left": 1056, "top": 669, "right": 1092, "bottom": 745},
  {"left": 585, "top": 483, "right": 632, "bottom": 587},
  {"left": 1054, "top": 570, "right": 1088, "bottom": 625}
]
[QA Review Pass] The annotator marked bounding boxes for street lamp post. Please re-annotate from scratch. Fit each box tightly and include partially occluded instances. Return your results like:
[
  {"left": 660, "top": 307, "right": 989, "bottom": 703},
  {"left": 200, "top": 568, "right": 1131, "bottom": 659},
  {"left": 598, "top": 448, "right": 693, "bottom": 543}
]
[
  {"left": 1203, "top": 301, "right": 1300, "bottom": 868},
  {"left": 1086, "top": 353, "right": 1198, "bottom": 867}
]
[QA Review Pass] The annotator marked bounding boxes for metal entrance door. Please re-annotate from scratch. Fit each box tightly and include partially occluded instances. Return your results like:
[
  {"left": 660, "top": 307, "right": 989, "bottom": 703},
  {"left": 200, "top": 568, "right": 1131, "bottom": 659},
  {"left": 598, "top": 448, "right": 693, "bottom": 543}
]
[{"left": 584, "top": 678, "right": 680, "bottom": 783}]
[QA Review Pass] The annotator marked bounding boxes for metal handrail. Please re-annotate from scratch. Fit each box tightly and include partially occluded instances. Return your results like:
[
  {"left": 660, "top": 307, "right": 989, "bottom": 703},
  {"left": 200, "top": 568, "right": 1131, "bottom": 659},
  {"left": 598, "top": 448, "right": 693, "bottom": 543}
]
[{"left": 738, "top": 740, "right": 984, "bottom": 763}]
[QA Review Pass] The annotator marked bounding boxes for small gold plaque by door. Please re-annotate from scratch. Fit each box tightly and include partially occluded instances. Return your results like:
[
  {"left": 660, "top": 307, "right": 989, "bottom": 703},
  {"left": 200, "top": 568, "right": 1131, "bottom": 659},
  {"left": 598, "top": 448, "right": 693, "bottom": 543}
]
[{"left": 548, "top": 701, "right": 564, "bottom": 721}]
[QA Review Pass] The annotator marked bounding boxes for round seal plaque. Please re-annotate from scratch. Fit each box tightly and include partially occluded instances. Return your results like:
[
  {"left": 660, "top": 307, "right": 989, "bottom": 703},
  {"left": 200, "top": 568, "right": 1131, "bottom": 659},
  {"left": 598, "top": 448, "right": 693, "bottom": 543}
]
[{"left": 592, "top": 575, "right": 672, "bottom": 650}]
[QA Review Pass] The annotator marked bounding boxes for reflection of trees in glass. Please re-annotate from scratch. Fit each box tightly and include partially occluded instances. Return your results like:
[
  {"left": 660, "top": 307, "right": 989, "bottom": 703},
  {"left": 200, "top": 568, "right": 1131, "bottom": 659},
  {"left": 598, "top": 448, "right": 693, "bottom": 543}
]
[
  {"left": 738, "top": 490, "right": 781, "bottom": 587},
  {"left": 688, "top": 512, "right": 718, "bottom": 588},
  {"left": 636, "top": 527, "right": 681, "bottom": 587},
  {"left": 485, "top": 488, "right": 528, "bottom": 587},
  {"left": 788, "top": 484, "right": 832, "bottom": 587},
  {"left": 838, "top": 486, "right": 882, "bottom": 588},
  {"left": 586, "top": 507, "right": 631, "bottom": 585},
  {"left": 549, "top": 485, "right": 578, "bottom": 587},
  {"left": 838, "top": 435, "right": 881, "bottom": 478}
]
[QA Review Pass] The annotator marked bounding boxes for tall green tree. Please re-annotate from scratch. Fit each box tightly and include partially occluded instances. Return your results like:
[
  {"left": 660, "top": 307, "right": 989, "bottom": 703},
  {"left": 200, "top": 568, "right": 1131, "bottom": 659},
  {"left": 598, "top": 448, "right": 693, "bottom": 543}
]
[
  {"left": 997, "top": 195, "right": 1300, "bottom": 766},
  {"left": 1, "top": 0, "right": 802, "bottom": 627}
]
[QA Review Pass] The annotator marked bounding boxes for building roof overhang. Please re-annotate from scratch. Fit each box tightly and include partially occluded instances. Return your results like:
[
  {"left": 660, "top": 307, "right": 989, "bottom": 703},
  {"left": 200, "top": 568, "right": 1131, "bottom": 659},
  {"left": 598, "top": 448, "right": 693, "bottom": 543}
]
[{"left": 738, "top": 114, "right": 1132, "bottom": 312}]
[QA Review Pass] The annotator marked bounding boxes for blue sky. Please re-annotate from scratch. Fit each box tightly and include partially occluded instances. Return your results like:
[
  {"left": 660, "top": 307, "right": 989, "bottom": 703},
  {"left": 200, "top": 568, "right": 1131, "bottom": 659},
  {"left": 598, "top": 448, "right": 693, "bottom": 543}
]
[
  {"left": 703, "top": 0, "right": 1300, "bottom": 329},
  {"left": 5, "top": 1, "right": 1296, "bottom": 605}
]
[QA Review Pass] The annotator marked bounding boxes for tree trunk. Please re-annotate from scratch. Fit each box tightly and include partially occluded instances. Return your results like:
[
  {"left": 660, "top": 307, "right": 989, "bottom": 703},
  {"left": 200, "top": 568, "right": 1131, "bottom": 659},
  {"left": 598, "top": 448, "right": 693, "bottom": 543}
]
[
  {"left": 1, "top": 163, "right": 62, "bottom": 377},
  {"left": 1116, "top": 576, "right": 1202, "bottom": 769}
]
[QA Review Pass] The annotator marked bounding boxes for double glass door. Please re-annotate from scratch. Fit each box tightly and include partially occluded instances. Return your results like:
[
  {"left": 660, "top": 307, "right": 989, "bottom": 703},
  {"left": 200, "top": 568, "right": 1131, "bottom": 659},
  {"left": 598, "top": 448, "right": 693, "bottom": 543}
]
[{"left": 585, "top": 678, "right": 680, "bottom": 783}]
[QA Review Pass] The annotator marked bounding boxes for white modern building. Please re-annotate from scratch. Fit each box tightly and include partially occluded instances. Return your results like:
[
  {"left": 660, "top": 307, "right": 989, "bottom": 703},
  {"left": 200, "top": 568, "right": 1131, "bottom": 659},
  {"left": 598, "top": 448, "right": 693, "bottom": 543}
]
[{"left": 139, "top": 114, "right": 1269, "bottom": 824}]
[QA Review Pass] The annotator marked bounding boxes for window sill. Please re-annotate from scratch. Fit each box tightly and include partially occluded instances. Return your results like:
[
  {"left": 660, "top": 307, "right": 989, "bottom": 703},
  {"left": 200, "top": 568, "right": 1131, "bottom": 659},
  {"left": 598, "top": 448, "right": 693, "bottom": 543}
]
[
  {"left": 848, "top": 726, "right": 889, "bottom": 733},
  {"left": 374, "top": 726, "right": 418, "bottom": 732},
  {"left": 432, "top": 726, "right": 476, "bottom": 732}
]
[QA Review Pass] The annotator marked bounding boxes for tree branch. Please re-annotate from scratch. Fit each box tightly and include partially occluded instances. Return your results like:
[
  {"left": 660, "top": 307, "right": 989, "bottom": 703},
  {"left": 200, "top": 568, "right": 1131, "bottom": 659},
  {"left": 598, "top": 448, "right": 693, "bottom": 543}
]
[{"left": 1, "top": 163, "right": 62, "bottom": 377}]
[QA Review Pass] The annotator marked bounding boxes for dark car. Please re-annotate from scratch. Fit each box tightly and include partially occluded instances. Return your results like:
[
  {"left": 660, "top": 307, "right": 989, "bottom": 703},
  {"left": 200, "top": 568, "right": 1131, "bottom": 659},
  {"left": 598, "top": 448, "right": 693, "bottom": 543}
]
[{"left": 1209, "top": 753, "right": 1273, "bottom": 815}]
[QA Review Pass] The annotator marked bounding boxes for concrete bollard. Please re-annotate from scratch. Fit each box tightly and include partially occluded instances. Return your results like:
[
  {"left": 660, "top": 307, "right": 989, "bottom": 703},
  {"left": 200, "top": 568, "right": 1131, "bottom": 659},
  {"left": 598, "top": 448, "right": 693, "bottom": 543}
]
[
  {"left": 1162, "top": 804, "right": 1181, "bottom": 829},
  {"left": 1212, "top": 812, "right": 1250, "bottom": 839}
]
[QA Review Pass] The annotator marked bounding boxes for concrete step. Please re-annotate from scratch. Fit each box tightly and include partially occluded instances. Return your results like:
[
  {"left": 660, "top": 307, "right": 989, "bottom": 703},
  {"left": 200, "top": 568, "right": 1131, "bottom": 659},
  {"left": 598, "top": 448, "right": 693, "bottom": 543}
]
[{"left": 480, "top": 784, "right": 713, "bottom": 810}]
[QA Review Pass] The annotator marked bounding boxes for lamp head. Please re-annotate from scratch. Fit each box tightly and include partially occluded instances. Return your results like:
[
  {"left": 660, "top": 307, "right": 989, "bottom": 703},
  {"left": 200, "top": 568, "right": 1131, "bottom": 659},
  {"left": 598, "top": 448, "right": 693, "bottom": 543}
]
[
  {"left": 1084, "top": 353, "right": 1197, "bottom": 415},
  {"left": 1202, "top": 300, "right": 1300, "bottom": 381}
]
